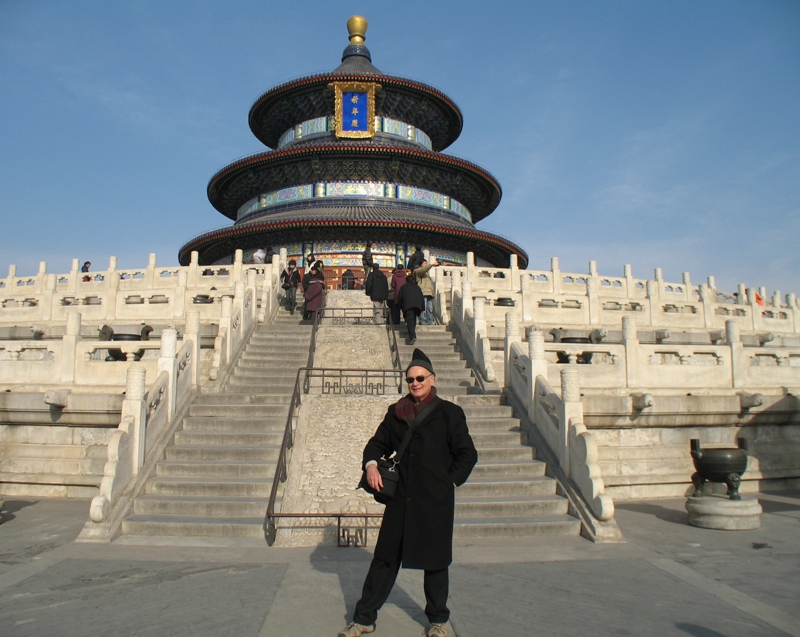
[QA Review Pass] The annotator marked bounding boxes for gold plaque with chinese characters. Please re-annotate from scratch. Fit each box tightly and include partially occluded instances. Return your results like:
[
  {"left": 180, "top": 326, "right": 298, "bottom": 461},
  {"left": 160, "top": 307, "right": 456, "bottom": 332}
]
[{"left": 330, "top": 81, "right": 380, "bottom": 139}]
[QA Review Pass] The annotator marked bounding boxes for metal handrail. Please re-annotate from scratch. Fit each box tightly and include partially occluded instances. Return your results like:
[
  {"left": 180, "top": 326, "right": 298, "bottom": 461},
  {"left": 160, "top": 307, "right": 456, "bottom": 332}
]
[
  {"left": 264, "top": 365, "right": 402, "bottom": 546},
  {"left": 265, "top": 366, "right": 305, "bottom": 546},
  {"left": 386, "top": 307, "right": 403, "bottom": 371}
]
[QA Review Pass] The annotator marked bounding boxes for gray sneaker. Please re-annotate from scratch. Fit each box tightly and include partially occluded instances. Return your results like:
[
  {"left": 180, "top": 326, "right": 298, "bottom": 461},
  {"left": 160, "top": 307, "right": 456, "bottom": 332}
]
[
  {"left": 426, "top": 623, "right": 447, "bottom": 637},
  {"left": 338, "top": 622, "right": 375, "bottom": 637}
]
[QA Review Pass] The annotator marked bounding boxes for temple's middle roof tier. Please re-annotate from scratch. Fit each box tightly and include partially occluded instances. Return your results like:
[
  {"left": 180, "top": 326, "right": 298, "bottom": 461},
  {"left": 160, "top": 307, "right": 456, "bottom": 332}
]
[{"left": 207, "top": 141, "right": 502, "bottom": 222}]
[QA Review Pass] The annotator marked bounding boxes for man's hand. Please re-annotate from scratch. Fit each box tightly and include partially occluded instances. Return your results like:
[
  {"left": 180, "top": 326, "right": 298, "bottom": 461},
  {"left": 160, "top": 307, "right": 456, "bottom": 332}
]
[{"left": 366, "top": 464, "right": 383, "bottom": 491}]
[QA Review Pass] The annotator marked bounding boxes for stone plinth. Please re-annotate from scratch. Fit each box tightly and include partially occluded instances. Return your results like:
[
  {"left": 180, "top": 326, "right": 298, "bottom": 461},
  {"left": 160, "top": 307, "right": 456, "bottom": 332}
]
[{"left": 685, "top": 495, "right": 762, "bottom": 530}]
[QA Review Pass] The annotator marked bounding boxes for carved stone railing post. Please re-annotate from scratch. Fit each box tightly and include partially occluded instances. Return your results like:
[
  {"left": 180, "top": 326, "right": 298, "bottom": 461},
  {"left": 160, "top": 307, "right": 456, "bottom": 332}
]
[
  {"left": 550, "top": 257, "right": 561, "bottom": 295},
  {"left": 587, "top": 274, "right": 599, "bottom": 326},
  {"left": 461, "top": 280, "right": 472, "bottom": 325},
  {"left": 42, "top": 273, "right": 57, "bottom": 321},
  {"left": 158, "top": 328, "right": 178, "bottom": 420},
  {"left": 645, "top": 279, "right": 658, "bottom": 327},
  {"left": 36, "top": 261, "right": 47, "bottom": 294},
  {"left": 68, "top": 258, "right": 80, "bottom": 295},
  {"left": 232, "top": 248, "right": 244, "bottom": 284},
  {"left": 187, "top": 251, "right": 200, "bottom": 288},
  {"left": 104, "top": 256, "right": 120, "bottom": 323},
  {"left": 623, "top": 263, "right": 634, "bottom": 297},
  {"left": 727, "top": 319, "right": 745, "bottom": 389},
  {"left": 145, "top": 253, "right": 157, "bottom": 289},
  {"left": 509, "top": 254, "right": 519, "bottom": 292},
  {"left": 526, "top": 328, "right": 548, "bottom": 417},
  {"left": 61, "top": 311, "right": 81, "bottom": 383},
  {"left": 788, "top": 293, "right": 800, "bottom": 333},
  {"left": 504, "top": 312, "right": 521, "bottom": 387},
  {"left": 184, "top": 309, "right": 201, "bottom": 385},
  {"left": 559, "top": 367, "right": 580, "bottom": 475},
  {"left": 175, "top": 268, "right": 187, "bottom": 319},
  {"left": 125, "top": 365, "right": 148, "bottom": 472},
  {"left": 473, "top": 297, "right": 485, "bottom": 351},
  {"left": 699, "top": 283, "right": 714, "bottom": 328},
  {"left": 682, "top": 271, "right": 692, "bottom": 302},
  {"left": 622, "top": 316, "right": 639, "bottom": 388},
  {"left": 466, "top": 251, "right": 475, "bottom": 286},
  {"left": 449, "top": 269, "right": 461, "bottom": 319}
]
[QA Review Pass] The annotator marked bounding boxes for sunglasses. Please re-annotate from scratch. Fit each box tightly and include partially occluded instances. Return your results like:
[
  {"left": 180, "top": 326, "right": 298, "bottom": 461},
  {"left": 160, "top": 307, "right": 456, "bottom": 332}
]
[{"left": 405, "top": 373, "right": 433, "bottom": 384}]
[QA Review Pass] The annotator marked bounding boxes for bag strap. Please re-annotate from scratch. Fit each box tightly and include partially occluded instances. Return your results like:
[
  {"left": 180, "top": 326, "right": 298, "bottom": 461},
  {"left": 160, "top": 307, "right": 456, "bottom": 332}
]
[{"left": 391, "top": 396, "right": 442, "bottom": 464}]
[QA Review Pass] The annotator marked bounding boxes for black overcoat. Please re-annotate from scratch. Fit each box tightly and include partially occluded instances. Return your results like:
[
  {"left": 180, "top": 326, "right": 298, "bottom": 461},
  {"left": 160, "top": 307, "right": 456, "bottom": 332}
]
[
  {"left": 365, "top": 271, "right": 389, "bottom": 301},
  {"left": 398, "top": 280, "right": 424, "bottom": 312},
  {"left": 362, "top": 397, "right": 478, "bottom": 570}
]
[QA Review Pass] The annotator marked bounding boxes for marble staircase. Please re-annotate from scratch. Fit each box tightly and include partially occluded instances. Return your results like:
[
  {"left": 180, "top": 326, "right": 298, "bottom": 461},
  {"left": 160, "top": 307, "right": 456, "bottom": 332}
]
[
  {"left": 121, "top": 309, "right": 311, "bottom": 540},
  {"left": 119, "top": 294, "right": 581, "bottom": 542}
]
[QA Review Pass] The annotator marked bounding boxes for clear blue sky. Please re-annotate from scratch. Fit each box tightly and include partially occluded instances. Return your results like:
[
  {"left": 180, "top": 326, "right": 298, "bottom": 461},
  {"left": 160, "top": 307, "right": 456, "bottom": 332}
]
[{"left": 2, "top": 0, "right": 798, "bottom": 294}]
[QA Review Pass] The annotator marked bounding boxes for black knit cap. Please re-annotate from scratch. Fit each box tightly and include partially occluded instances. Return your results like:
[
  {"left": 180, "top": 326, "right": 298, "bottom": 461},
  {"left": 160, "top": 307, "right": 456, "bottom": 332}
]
[{"left": 406, "top": 348, "right": 434, "bottom": 375}]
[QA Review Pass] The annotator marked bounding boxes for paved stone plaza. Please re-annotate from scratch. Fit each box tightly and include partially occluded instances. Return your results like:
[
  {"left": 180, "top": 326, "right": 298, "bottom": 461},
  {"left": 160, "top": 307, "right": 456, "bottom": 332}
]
[{"left": 0, "top": 492, "right": 798, "bottom": 636}]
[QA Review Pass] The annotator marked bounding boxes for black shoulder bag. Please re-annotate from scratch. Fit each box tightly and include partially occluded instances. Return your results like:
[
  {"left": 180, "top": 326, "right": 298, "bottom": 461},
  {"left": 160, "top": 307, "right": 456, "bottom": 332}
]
[{"left": 358, "top": 397, "right": 441, "bottom": 504}]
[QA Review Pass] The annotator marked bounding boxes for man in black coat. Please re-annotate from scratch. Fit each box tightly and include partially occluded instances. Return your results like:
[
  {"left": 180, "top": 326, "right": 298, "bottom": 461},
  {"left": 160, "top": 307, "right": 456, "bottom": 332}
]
[
  {"left": 407, "top": 246, "right": 425, "bottom": 271},
  {"left": 364, "top": 264, "right": 389, "bottom": 325},
  {"left": 397, "top": 275, "right": 425, "bottom": 344},
  {"left": 339, "top": 349, "right": 478, "bottom": 637}
]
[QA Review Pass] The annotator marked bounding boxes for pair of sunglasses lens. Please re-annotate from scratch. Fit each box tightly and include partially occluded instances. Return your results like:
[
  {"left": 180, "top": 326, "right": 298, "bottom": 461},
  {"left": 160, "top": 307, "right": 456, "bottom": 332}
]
[{"left": 406, "top": 375, "right": 430, "bottom": 384}]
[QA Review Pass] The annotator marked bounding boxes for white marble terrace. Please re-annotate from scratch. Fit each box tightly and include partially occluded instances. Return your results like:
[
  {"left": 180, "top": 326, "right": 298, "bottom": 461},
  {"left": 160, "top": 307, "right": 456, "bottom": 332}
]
[{"left": 0, "top": 249, "right": 798, "bottom": 510}]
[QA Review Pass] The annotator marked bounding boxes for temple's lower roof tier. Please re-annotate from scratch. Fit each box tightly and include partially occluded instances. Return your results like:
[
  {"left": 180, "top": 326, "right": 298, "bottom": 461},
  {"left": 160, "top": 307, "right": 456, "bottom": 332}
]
[
  {"left": 179, "top": 204, "right": 527, "bottom": 267},
  {"left": 207, "top": 142, "right": 502, "bottom": 222}
]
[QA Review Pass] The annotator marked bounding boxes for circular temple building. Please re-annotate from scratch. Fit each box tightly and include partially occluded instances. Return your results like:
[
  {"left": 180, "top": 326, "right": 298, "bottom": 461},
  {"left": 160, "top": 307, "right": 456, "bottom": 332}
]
[{"left": 179, "top": 16, "right": 528, "bottom": 286}]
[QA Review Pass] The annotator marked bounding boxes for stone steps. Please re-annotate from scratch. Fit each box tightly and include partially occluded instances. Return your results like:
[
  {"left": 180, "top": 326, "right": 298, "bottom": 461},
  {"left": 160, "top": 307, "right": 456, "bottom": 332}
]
[
  {"left": 187, "top": 404, "right": 289, "bottom": 418},
  {"left": 180, "top": 417, "right": 286, "bottom": 432},
  {"left": 120, "top": 305, "right": 581, "bottom": 542},
  {"left": 155, "top": 460, "right": 278, "bottom": 478},
  {"left": 140, "top": 476, "right": 274, "bottom": 498},
  {"left": 0, "top": 466, "right": 103, "bottom": 498},
  {"left": 121, "top": 310, "right": 307, "bottom": 540},
  {"left": 174, "top": 431, "right": 283, "bottom": 446},
  {"left": 0, "top": 440, "right": 107, "bottom": 497},
  {"left": 453, "top": 514, "right": 581, "bottom": 538},
  {"left": 455, "top": 494, "right": 568, "bottom": 517},
  {"left": 133, "top": 495, "right": 268, "bottom": 518},
  {"left": 122, "top": 515, "right": 266, "bottom": 539}
]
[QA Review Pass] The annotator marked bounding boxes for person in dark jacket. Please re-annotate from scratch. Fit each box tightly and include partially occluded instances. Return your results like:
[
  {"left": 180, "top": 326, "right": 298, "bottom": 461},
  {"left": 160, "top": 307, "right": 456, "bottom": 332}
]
[
  {"left": 302, "top": 266, "right": 325, "bottom": 320},
  {"left": 397, "top": 275, "right": 424, "bottom": 344},
  {"left": 362, "top": 243, "right": 375, "bottom": 280},
  {"left": 339, "top": 349, "right": 478, "bottom": 637},
  {"left": 364, "top": 264, "right": 389, "bottom": 324},
  {"left": 407, "top": 246, "right": 425, "bottom": 271},
  {"left": 280, "top": 259, "right": 301, "bottom": 314},
  {"left": 388, "top": 264, "right": 408, "bottom": 326},
  {"left": 302, "top": 270, "right": 325, "bottom": 321}
]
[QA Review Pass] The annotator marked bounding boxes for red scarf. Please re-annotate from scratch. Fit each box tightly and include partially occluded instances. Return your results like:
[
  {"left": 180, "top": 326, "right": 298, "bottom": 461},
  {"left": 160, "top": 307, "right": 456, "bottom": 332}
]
[{"left": 394, "top": 386, "right": 438, "bottom": 427}]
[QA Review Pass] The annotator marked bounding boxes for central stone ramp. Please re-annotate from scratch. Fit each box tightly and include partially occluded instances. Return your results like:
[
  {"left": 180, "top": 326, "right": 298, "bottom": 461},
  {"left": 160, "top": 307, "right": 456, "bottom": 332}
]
[{"left": 272, "top": 291, "right": 581, "bottom": 544}]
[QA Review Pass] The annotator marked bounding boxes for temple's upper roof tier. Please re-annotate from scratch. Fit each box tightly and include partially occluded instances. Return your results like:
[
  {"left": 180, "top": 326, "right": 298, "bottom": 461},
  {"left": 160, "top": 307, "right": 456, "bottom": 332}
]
[
  {"left": 249, "top": 17, "right": 462, "bottom": 151},
  {"left": 249, "top": 74, "right": 463, "bottom": 152},
  {"left": 207, "top": 142, "right": 502, "bottom": 222}
]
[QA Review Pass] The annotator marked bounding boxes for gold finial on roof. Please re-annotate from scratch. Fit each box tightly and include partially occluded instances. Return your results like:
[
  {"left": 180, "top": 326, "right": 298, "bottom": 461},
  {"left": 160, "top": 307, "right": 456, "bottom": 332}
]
[{"left": 347, "top": 15, "right": 368, "bottom": 45}]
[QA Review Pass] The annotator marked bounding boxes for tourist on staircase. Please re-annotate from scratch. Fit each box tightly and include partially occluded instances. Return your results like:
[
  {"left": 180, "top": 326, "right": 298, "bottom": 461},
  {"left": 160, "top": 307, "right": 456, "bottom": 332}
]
[
  {"left": 302, "top": 265, "right": 325, "bottom": 321},
  {"left": 364, "top": 264, "right": 389, "bottom": 324},
  {"left": 339, "top": 349, "right": 477, "bottom": 637},
  {"left": 413, "top": 258, "right": 438, "bottom": 325},
  {"left": 388, "top": 263, "right": 408, "bottom": 325},
  {"left": 280, "top": 259, "right": 301, "bottom": 314},
  {"left": 397, "top": 275, "right": 424, "bottom": 345}
]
